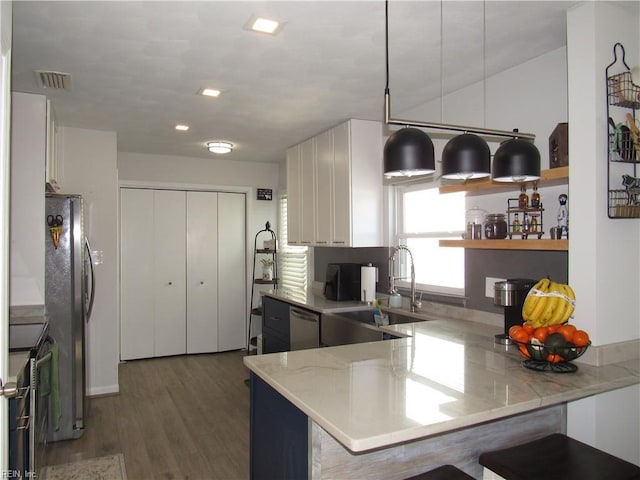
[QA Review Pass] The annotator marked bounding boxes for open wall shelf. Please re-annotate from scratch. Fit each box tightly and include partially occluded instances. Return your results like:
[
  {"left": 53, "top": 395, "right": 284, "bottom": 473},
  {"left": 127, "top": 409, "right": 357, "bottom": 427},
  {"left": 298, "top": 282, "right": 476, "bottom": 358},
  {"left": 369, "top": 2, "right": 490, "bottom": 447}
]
[
  {"left": 440, "top": 239, "right": 568, "bottom": 251},
  {"left": 439, "top": 167, "right": 568, "bottom": 196}
]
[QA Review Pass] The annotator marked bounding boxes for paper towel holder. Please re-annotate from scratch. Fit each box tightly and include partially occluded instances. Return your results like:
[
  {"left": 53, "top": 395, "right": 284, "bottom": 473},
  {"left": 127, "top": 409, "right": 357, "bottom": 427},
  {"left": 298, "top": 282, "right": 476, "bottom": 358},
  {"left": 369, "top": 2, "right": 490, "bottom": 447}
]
[{"left": 360, "top": 264, "right": 378, "bottom": 305}]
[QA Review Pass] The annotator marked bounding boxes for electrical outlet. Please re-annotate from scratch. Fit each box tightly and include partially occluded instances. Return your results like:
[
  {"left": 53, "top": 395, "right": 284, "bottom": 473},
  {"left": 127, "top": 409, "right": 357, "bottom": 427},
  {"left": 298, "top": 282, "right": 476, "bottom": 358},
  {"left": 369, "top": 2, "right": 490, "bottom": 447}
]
[{"left": 485, "top": 277, "right": 506, "bottom": 298}]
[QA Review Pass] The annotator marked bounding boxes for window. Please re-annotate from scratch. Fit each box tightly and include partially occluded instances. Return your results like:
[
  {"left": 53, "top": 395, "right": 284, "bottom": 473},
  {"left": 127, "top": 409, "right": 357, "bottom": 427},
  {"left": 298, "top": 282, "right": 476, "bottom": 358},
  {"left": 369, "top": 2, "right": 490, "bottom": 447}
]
[
  {"left": 278, "top": 194, "right": 308, "bottom": 302},
  {"left": 395, "top": 184, "right": 465, "bottom": 296}
]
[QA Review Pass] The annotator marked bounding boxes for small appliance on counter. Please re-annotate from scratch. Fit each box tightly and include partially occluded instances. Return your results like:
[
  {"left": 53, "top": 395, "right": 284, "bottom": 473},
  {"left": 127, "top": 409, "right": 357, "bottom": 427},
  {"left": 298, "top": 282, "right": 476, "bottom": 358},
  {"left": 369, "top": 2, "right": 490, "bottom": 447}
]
[
  {"left": 324, "top": 263, "right": 362, "bottom": 301},
  {"left": 494, "top": 279, "right": 536, "bottom": 345}
]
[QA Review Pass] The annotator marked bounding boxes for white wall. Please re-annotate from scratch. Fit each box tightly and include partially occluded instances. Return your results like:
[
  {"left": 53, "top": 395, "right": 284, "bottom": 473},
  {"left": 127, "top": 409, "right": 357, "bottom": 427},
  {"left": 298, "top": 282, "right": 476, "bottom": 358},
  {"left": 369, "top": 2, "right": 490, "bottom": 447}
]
[
  {"left": 566, "top": 1, "right": 639, "bottom": 464},
  {"left": 118, "top": 152, "right": 280, "bottom": 238},
  {"left": 10, "top": 92, "right": 46, "bottom": 306},
  {"left": 57, "top": 126, "right": 119, "bottom": 395},
  {"left": 400, "top": 46, "right": 568, "bottom": 173}
]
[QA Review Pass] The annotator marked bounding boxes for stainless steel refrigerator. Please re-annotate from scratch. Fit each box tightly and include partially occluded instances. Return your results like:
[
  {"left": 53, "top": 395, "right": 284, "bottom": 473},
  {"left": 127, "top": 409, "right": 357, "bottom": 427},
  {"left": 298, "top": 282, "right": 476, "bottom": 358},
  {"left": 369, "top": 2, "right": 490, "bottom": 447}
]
[{"left": 44, "top": 193, "right": 95, "bottom": 441}]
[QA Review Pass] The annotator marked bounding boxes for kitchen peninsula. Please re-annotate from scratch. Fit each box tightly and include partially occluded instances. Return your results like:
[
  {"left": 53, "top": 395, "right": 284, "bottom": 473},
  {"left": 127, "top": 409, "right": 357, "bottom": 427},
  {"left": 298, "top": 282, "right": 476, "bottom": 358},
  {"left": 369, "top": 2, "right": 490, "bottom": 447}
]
[{"left": 244, "top": 316, "right": 639, "bottom": 479}]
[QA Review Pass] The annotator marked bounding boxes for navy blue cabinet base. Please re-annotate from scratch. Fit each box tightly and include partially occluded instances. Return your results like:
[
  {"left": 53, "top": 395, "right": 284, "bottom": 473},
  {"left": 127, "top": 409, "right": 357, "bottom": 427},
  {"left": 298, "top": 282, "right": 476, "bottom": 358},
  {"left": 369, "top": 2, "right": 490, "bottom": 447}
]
[
  {"left": 261, "top": 297, "right": 291, "bottom": 353},
  {"left": 249, "top": 373, "right": 308, "bottom": 480}
]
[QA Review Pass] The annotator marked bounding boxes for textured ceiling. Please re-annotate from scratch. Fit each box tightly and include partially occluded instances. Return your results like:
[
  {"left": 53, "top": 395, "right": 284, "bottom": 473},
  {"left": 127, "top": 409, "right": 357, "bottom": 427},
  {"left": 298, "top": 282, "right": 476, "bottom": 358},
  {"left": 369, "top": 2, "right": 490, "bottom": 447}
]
[{"left": 12, "top": 1, "right": 587, "bottom": 164}]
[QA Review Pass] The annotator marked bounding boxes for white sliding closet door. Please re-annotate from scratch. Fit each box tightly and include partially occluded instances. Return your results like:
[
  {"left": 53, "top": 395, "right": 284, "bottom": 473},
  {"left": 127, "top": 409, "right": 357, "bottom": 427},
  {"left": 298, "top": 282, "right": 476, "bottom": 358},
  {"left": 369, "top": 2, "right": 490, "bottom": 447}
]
[
  {"left": 186, "top": 191, "right": 219, "bottom": 354},
  {"left": 120, "top": 189, "right": 155, "bottom": 360},
  {"left": 153, "top": 190, "right": 186, "bottom": 357},
  {"left": 217, "top": 192, "right": 246, "bottom": 351}
]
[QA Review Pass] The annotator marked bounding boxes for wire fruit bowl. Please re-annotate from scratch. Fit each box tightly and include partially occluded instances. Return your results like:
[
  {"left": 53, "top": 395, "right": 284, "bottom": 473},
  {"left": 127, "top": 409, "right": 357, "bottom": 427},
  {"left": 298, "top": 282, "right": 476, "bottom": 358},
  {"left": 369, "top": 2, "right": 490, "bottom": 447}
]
[{"left": 511, "top": 339, "right": 591, "bottom": 373}]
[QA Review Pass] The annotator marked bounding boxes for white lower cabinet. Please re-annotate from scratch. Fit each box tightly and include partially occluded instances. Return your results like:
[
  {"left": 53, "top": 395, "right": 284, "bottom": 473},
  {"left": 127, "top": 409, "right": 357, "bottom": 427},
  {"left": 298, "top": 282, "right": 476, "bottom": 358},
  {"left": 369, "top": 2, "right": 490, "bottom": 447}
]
[{"left": 120, "top": 188, "right": 246, "bottom": 360}]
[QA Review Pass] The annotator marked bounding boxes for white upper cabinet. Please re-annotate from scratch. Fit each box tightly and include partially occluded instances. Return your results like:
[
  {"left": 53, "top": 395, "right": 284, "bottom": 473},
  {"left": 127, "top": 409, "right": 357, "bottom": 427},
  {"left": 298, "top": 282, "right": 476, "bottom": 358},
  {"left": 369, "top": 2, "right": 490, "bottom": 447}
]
[
  {"left": 286, "top": 145, "right": 301, "bottom": 245},
  {"left": 314, "top": 129, "right": 333, "bottom": 245},
  {"left": 300, "top": 137, "right": 316, "bottom": 245},
  {"left": 286, "top": 119, "right": 383, "bottom": 247}
]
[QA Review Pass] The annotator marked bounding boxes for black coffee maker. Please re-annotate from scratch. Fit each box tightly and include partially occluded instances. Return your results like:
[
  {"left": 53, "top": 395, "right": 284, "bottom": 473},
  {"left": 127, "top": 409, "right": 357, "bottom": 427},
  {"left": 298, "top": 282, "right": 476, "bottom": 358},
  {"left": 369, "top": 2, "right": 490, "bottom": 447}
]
[{"left": 493, "top": 278, "right": 536, "bottom": 345}]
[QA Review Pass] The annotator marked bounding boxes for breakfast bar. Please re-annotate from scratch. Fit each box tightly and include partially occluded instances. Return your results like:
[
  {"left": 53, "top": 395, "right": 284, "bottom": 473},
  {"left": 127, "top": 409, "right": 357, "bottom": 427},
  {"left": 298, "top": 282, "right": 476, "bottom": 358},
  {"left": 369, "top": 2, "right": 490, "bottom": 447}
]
[{"left": 244, "top": 317, "right": 640, "bottom": 479}]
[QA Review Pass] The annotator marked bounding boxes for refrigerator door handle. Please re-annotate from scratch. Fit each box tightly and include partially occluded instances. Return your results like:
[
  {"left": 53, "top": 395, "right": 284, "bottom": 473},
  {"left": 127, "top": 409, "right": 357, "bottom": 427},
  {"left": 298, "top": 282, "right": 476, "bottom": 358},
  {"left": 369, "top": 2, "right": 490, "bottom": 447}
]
[{"left": 84, "top": 237, "right": 96, "bottom": 322}]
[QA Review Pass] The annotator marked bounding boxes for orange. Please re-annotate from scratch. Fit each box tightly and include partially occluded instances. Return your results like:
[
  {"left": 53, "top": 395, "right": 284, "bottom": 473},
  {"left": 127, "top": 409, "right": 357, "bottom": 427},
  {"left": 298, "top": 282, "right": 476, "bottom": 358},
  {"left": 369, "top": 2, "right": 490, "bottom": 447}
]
[
  {"left": 572, "top": 330, "right": 590, "bottom": 347},
  {"left": 533, "top": 327, "right": 549, "bottom": 343},
  {"left": 512, "top": 329, "right": 530, "bottom": 344},
  {"left": 547, "top": 325, "right": 561, "bottom": 334},
  {"left": 522, "top": 323, "right": 534, "bottom": 335},
  {"left": 508, "top": 325, "right": 523, "bottom": 338},
  {"left": 558, "top": 324, "right": 577, "bottom": 342},
  {"left": 519, "top": 344, "right": 531, "bottom": 358}
]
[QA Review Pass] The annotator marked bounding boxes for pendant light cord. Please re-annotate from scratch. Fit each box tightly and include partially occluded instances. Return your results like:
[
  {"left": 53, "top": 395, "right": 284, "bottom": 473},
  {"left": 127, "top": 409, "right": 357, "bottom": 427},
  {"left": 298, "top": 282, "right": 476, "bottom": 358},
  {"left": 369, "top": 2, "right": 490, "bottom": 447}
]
[
  {"left": 440, "top": 0, "right": 443, "bottom": 123},
  {"left": 385, "top": 0, "right": 389, "bottom": 95},
  {"left": 483, "top": 0, "right": 487, "bottom": 128}
]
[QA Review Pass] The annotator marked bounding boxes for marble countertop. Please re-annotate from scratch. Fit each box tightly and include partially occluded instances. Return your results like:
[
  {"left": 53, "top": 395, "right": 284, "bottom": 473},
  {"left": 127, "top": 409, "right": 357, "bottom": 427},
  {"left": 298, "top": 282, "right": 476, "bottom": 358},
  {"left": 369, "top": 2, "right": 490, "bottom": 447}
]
[
  {"left": 262, "top": 287, "right": 375, "bottom": 314},
  {"left": 244, "top": 317, "right": 639, "bottom": 453}
]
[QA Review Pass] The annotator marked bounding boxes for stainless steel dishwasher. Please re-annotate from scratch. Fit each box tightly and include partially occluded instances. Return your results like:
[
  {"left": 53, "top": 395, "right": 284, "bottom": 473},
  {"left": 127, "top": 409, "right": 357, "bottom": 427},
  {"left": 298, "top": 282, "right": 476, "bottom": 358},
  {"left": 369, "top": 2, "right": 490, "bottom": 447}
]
[{"left": 289, "top": 307, "right": 320, "bottom": 351}]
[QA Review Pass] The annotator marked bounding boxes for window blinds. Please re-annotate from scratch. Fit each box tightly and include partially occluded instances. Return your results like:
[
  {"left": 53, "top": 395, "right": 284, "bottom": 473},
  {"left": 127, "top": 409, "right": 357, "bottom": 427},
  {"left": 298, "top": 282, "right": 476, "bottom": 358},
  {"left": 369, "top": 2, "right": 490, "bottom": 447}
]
[{"left": 279, "top": 194, "right": 308, "bottom": 300}]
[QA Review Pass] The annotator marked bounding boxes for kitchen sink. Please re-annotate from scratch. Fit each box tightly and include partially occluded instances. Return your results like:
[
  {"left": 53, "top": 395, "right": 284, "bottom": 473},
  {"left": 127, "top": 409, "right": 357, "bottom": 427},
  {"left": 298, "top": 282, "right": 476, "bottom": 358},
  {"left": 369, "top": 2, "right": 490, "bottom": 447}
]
[{"left": 334, "top": 309, "right": 422, "bottom": 325}]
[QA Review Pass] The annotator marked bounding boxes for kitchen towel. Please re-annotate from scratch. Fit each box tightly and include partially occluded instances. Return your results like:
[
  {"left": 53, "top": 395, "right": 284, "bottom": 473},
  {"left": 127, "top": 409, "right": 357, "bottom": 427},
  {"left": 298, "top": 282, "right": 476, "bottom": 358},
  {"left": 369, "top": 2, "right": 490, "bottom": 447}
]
[{"left": 360, "top": 265, "right": 378, "bottom": 303}]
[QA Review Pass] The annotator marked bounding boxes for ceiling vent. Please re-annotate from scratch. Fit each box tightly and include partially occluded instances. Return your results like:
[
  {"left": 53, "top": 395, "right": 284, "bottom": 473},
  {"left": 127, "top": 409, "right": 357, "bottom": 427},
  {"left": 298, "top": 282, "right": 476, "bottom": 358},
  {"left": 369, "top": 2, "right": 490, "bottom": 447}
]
[{"left": 35, "top": 70, "right": 72, "bottom": 91}]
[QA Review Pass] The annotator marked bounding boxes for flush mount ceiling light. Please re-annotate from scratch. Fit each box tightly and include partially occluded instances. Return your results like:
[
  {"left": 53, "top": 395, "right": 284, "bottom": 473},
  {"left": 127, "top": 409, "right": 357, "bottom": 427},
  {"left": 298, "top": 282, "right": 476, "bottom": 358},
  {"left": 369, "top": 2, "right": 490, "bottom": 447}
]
[
  {"left": 382, "top": 0, "right": 539, "bottom": 180},
  {"left": 244, "top": 15, "right": 284, "bottom": 35},
  {"left": 199, "top": 87, "right": 221, "bottom": 97},
  {"left": 207, "top": 141, "right": 233, "bottom": 154},
  {"left": 175, "top": 124, "right": 189, "bottom": 131}
]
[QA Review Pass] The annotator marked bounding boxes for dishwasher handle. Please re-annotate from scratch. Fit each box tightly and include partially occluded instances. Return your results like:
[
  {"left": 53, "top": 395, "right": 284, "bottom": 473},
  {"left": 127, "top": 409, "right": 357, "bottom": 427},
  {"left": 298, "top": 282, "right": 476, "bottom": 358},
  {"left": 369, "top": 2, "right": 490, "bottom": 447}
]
[{"left": 290, "top": 308, "right": 318, "bottom": 322}]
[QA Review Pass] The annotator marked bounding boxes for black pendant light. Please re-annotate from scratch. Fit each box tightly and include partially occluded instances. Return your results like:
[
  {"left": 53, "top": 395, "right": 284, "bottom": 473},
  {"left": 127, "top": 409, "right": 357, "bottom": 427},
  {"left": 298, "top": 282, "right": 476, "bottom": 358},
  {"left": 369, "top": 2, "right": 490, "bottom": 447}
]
[
  {"left": 384, "top": 127, "right": 435, "bottom": 177},
  {"left": 382, "top": 0, "right": 537, "bottom": 177},
  {"left": 441, "top": 133, "right": 491, "bottom": 180},
  {"left": 492, "top": 132, "right": 541, "bottom": 182},
  {"left": 382, "top": 0, "right": 434, "bottom": 177}
]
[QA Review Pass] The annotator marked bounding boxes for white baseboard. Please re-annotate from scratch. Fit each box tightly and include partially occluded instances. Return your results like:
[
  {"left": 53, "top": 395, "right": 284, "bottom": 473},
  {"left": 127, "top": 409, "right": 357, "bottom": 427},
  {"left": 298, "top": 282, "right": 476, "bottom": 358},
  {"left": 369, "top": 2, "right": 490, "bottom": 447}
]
[{"left": 87, "top": 384, "right": 119, "bottom": 397}]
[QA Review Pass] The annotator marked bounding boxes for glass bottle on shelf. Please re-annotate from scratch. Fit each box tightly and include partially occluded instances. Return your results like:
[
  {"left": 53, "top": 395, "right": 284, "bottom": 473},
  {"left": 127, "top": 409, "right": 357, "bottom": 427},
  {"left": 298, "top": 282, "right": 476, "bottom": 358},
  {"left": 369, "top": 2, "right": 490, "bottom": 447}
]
[
  {"left": 513, "top": 213, "right": 522, "bottom": 232},
  {"left": 531, "top": 215, "right": 538, "bottom": 232},
  {"left": 518, "top": 185, "right": 529, "bottom": 210},
  {"left": 523, "top": 212, "right": 530, "bottom": 232},
  {"left": 531, "top": 182, "right": 541, "bottom": 208}
]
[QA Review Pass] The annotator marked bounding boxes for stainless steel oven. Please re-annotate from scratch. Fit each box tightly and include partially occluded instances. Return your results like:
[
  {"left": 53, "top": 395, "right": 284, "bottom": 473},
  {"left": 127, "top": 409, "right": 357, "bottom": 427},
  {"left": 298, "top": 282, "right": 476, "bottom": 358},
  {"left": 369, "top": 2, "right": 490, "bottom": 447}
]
[{"left": 9, "top": 322, "right": 51, "bottom": 477}]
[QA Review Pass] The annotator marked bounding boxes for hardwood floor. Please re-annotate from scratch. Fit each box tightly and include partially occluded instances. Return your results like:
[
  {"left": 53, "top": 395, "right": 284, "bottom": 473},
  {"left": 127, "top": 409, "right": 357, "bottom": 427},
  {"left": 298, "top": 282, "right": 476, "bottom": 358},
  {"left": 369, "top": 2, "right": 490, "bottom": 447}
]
[{"left": 41, "top": 350, "right": 252, "bottom": 480}]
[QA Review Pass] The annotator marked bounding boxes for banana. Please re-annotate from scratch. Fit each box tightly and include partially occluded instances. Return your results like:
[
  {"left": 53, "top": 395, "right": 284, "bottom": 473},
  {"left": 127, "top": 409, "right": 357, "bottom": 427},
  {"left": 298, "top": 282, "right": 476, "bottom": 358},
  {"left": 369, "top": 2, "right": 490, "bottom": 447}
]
[
  {"left": 560, "top": 284, "right": 576, "bottom": 323},
  {"left": 548, "top": 287, "right": 569, "bottom": 326},
  {"left": 523, "top": 278, "right": 548, "bottom": 318},
  {"left": 541, "top": 292, "right": 559, "bottom": 326},
  {"left": 529, "top": 279, "right": 551, "bottom": 323},
  {"left": 564, "top": 283, "right": 576, "bottom": 301}
]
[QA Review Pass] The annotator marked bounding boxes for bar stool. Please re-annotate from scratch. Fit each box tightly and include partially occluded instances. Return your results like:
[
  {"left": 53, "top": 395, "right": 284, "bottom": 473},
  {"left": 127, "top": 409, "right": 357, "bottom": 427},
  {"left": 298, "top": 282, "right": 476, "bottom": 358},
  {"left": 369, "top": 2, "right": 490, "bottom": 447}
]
[
  {"left": 479, "top": 433, "right": 640, "bottom": 480},
  {"left": 405, "top": 464, "right": 474, "bottom": 480}
]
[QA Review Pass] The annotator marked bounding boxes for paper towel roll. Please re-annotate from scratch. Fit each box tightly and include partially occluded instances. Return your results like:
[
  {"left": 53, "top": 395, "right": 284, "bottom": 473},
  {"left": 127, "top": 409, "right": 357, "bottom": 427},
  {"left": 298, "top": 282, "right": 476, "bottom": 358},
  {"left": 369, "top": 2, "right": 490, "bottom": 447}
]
[{"left": 360, "top": 265, "right": 378, "bottom": 303}]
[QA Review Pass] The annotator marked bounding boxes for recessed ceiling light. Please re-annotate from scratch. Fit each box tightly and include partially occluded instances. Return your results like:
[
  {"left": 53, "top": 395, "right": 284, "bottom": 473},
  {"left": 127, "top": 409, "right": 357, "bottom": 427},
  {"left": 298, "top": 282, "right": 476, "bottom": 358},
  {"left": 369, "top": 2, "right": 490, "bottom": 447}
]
[
  {"left": 175, "top": 124, "right": 189, "bottom": 131},
  {"left": 244, "top": 15, "right": 283, "bottom": 35},
  {"left": 199, "top": 87, "right": 221, "bottom": 97},
  {"left": 207, "top": 141, "right": 233, "bottom": 154}
]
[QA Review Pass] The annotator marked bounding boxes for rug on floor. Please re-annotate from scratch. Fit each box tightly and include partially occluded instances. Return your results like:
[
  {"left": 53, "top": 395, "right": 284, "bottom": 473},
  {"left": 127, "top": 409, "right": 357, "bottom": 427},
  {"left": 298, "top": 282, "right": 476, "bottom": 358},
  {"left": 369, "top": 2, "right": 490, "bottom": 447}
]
[{"left": 40, "top": 453, "right": 127, "bottom": 480}]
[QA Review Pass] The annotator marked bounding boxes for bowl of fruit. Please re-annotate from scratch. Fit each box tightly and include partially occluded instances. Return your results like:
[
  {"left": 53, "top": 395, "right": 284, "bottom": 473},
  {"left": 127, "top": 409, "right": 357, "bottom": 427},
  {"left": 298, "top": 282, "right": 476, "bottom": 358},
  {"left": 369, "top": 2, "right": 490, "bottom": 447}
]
[
  {"left": 510, "top": 278, "right": 590, "bottom": 373},
  {"left": 509, "top": 323, "right": 591, "bottom": 373}
]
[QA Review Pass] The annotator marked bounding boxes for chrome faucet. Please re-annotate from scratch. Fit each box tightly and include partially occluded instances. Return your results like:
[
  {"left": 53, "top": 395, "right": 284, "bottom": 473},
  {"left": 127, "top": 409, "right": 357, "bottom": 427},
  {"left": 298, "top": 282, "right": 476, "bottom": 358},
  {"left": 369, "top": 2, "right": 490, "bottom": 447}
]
[{"left": 389, "top": 245, "right": 422, "bottom": 312}]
